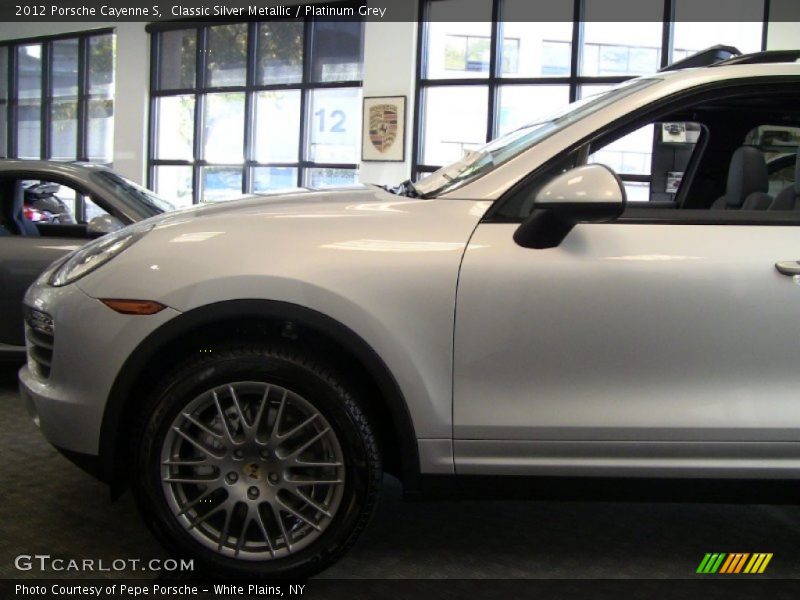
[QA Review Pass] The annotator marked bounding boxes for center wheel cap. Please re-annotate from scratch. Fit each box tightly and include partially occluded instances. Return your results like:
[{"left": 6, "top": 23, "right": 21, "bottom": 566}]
[{"left": 243, "top": 461, "right": 262, "bottom": 481}]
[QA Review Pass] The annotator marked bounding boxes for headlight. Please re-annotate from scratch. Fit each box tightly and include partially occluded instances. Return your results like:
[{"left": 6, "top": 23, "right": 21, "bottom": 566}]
[{"left": 50, "top": 222, "right": 154, "bottom": 287}]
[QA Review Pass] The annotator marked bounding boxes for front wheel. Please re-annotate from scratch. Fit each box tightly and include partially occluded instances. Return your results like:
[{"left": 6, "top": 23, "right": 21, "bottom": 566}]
[{"left": 131, "top": 345, "right": 382, "bottom": 579}]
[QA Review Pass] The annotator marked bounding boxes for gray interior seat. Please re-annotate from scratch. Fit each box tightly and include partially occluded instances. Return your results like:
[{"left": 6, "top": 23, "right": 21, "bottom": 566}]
[
  {"left": 770, "top": 150, "right": 800, "bottom": 211},
  {"left": 710, "top": 146, "right": 771, "bottom": 210},
  {"left": 1, "top": 180, "right": 40, "bottom": 236}
]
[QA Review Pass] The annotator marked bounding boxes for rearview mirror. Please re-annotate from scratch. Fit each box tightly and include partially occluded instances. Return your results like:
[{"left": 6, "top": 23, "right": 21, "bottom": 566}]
[
  {"left": 87, "top": 214, "right": 124, "bottom": 238},
  {"left": 514, "top": 164, "right": 627, "bottom": 249}
]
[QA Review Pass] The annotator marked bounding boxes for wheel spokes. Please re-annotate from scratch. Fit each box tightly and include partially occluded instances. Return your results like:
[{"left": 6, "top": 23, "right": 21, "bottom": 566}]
[{"left": 161, "top": 381, "right": 345, "bottom": 560}]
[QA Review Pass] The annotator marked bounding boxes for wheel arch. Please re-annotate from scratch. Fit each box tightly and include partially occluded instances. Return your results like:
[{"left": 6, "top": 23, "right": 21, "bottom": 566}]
[{"left": 99, "top": 299, "right": 420, "bottom": 494}]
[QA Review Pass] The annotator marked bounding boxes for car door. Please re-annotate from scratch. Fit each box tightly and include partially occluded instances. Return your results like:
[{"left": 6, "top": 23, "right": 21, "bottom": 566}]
[
  {"left": 0, "top": 178, "right": 87, "bottom": 349},
  {"left": 452, "top": 107, "right": 800, "bottom": 478}
]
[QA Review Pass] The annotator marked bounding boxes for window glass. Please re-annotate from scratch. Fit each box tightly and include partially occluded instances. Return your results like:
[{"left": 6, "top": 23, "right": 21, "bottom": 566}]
[
  {"left": 311, "top": 20, "right": 363, "bottom": 82},
  {"left": 306, "top": 87, "right": 361, "bottom": 163},
  {"left": 426, "top": 0, "right": 492, "bottom": 80},
  {"left": 258, "top": 22, "right": 303, "bottom": 85},
  {"left": 51, "top": 36, "right": 80, "bottom": 159},
  {"left": 0, "top": 46, "right": 7, "bottom": 100},
  {"left": 207, "top": 24, "right": 248, "bottom": 87},
  {"left": 3, "top": 35, "right": 114, "bottom": 162},
  {"left": 500, "top": 0, "right": 573, "bottom": 77},
  {"left": 589, "top": 121, "right": 703, "bottom": 202},
  {"left": 0, "top": 104, "right": 6, "bottom": 158},
  {"left": 154, "top": 165, "right": 193, "bottom": 208},
  {"left": 581, "top": 26, "right": 662, "bottom": 76},
  {"left": 255, "top": 90, "right": 300, "bottom": 163},
  {"left": 87, "top": 97, "right": 113, "bottom": 163},
  {"left": 17, "top": 44, "right": 42, "bottom": 100},
  {"left": 52, "top": 39, "right": 79, "bottom": 97},
  {"left": 496, "top": 85, "right": 570, "bottom": 137},
  {"left": 154, "top": 95, "right": 194, "bottom": 160},
  {"left": 50, "top": 100, "right": 78, "bottom": 160},
  {"left": 624, "top": 182, "right": 651, "bottom": 202},
  {"left": 745, "top": 125, "right": 800, "bottom": 196},
  {"left": 84, "top": 196, "right": 109, "bottom": 222},
  {"left": 590, "top": 124, "right": 655, "bottom": 176},
  {"left": 201, "top": 166, "right": 244, "bottom": 202},
  {"left": 22, "top": 180, "right": 80, "bottom": 224},
  {"left": 672, "top": 0, "right": 763, "bottom": 62},
  {"left": 305, "top": 168, "right": 359, "bottom": 188},
  {"left": 422, "top": 85, "right": 488, "bottom": 166},
  {"left": 253, "top": 166, "right": 299, "bottom": 192},
  {"left": 203, "top": 92, "right": 245, "bottom": 163},
  {"left": 15, "top": 46, "right": 42, "bottom": 156},
  {"left": 88, "top": 35, "right": 114, "bottom": 96},
  {"left": 17, "top": 99, "right": 41, "bottom": 159},
  {"left": 415, "top": 79, "right": 657, "bottom": 197},
  {"left": 581, "top": 0, "right": 662, "bottom": 76},
  {"left": 158, "top": 29, "right": 196, "bottom": 90},
  {"left": 672, "top": 22, "right": 762, "bottom": 63},
  {"left": 149, "top": 20, "right": 364, "bottom": 205}
]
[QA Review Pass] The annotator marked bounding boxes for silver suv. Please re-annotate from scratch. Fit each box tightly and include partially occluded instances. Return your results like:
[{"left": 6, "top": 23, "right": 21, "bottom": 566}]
[{"left": 19, "top": 54, "right": 800, "bottom": 578}]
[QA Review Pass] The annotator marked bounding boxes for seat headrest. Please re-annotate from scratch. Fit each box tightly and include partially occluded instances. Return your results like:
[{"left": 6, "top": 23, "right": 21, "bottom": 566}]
[
  {"left": 724, "top": 146, "right": 768, "bottom": 208},
  {"left": 794, "top": 149, "right": 800, "bottom": 195}
]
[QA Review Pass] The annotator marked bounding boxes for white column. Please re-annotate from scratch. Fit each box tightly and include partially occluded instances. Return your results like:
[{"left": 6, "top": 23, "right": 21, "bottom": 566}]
[
  {"left": 359, "top": 19, "right": 419, "bottom": 186},
  {"left": 110, "top": 23, "right": 149, "bottom": 184}
]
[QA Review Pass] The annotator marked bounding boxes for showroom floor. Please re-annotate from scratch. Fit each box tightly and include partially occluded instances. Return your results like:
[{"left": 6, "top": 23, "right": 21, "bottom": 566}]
[{"left": 2, "top": 366, "right": 800, "bottom": 580}]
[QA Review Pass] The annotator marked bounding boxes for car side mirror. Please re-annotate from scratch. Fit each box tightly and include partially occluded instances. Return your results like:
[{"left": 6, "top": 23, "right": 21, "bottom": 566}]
[
  {"left": 513, "top": 164, "right": 627, "bottom": 249},
  {"left": 87, "top": 214, "right": 124, "bottom": 238}
]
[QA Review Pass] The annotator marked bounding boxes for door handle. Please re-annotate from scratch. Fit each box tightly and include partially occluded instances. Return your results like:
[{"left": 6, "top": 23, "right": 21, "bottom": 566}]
[{"left": 775, "top": 261, "right": 800, "bottom": 276}]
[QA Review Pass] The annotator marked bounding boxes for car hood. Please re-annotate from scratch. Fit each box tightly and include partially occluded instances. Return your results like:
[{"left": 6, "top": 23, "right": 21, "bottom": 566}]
[{"left": 150, "top": 185, "right": 412, "bottom": 224}]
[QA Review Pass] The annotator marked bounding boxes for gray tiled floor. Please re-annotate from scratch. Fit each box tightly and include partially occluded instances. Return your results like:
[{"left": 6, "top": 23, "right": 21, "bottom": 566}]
[{"left": 2, "top": 366, "right": 800, "bottom": 579}]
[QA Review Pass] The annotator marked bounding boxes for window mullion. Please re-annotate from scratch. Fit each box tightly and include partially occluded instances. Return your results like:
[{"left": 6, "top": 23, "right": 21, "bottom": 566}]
[
  {"left": 298, "top": 17, "right": 313, "bottom": 188},
  {"left": 243, "top": 21, "right": 257, "bottom": 195},
  {"left": 487, "top": 1, "right": 501, "bottom": 141},
  {"left": 41, "top": 40, "right": 51, "bottom": 159},
  {"left": 76, "top": 36, "right": 88, "bottom": 162},
  {"left": 569, "top": 0, "right": 584, "bottom": 102},
  {"left": 193, "top": 27, "right": 208, "bottom": 204},
  {"left": 661, "top": 0, "right": 675, "bottom": 68}
]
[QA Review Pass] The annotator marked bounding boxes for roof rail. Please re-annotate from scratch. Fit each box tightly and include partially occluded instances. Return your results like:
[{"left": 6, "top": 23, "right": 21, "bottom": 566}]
[
  {"left": 659, "top": 45, "right": 741, "bottom": 72},
  {"left": 712, "top": 49, "right": 800, "bottom": 66}
]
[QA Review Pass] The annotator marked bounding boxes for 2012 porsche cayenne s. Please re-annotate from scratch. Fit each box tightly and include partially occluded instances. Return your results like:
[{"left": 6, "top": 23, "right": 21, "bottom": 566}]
[{"left": 19, "top": 55, "right": 800, "bottom": 578}]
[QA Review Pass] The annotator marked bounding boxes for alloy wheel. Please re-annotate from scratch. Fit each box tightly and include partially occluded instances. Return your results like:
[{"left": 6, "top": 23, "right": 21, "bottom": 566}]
[{"left": 160, "top": 381, "right": 345, "bottom": 560}]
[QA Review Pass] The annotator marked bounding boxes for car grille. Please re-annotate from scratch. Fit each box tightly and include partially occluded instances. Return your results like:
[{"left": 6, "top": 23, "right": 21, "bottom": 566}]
[{"left": 24, "top": 308, "right": 54, "bottom": 378}]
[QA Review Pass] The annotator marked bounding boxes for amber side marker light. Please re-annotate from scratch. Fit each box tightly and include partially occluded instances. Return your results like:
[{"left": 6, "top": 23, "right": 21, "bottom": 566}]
[{"left": 100, "top": 299, "right": 167, "bottom": 315}]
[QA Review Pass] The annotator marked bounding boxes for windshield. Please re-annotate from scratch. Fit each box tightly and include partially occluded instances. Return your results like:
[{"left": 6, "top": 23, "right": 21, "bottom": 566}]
[
  {"left": 413, "top": 77, "right": 659, "bottom": 198},
  {"left": 90, "top": 170, "right": 175, "bottom": 217}
]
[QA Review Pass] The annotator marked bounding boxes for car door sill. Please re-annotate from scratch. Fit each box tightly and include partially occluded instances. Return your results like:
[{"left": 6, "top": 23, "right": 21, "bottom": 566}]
[{"left": 454, "top": 440, "right": 800, "bottom": 478}]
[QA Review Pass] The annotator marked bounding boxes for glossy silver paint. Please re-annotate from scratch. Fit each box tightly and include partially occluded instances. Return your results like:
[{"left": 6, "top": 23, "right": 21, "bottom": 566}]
[
  {"left": 18, "top": 62, "right": 800, "bottom": 481},
  {"left": 22, "top": 190, "right": 490, "bottom": 467},
  {"left": 454, "top": 222, "right": 800, "bottom": 474},
  {"left": 535, "top": 164, "right": 626, "bottom": 206}
]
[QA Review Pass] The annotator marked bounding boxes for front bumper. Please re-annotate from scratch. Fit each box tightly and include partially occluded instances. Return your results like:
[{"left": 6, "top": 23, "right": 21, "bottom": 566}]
[{"left": 19, "top": 278, "right": 180, "bottom": 464}]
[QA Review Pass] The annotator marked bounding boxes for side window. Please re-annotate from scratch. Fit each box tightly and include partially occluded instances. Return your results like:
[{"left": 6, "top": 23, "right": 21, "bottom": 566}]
[
  {"left": 22, "top": 180, "right": 107, "bottom": 225},
  {"left": 743, "top": 125, "right": 800, "bottom": 197},
  {"left": 84, "top": 196, "right": 110, "bottom": 222},
  {"left": 22, "top": 180, "right": 79, "bottom": 225},
  {"left": 588, "top": 121, "right": 703, "bottom": 203}
]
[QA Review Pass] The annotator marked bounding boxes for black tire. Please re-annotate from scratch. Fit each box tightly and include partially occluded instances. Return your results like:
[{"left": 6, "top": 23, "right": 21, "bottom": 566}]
[{"left": 130, "top": 344, "right": 382, "bottom": 579}]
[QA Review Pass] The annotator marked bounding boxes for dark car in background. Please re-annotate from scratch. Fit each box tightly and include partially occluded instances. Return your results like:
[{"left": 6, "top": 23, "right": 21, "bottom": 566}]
[{"left": 0, "top": 160, "right": 174, "bottom": 360}]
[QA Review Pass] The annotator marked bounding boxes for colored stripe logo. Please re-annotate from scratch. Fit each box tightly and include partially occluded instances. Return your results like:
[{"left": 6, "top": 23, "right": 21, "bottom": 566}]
[{"left": 697, "top": 553, "right": 772, "bottom": 574}]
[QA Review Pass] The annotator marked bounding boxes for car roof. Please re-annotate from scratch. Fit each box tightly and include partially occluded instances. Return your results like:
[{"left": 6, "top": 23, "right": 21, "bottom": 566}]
[{"left": 0, "top": 160, "right": 111, "bottom": 178}]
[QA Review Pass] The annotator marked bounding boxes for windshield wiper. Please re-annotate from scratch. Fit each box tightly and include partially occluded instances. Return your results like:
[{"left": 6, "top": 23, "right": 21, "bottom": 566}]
[{"left": 380, "top": 179, "right": 420, "bottom": 198}]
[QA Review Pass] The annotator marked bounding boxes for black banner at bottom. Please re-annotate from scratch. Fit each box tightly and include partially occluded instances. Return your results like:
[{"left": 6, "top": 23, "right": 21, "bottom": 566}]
[{"left": 4, "top": 579, "right": 800, "bottom": 600}]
